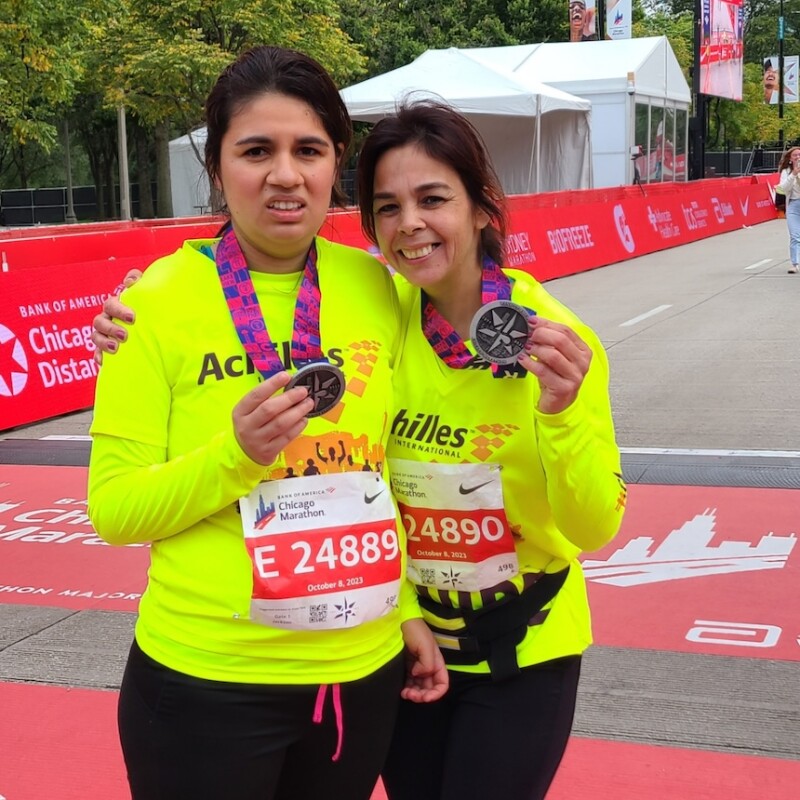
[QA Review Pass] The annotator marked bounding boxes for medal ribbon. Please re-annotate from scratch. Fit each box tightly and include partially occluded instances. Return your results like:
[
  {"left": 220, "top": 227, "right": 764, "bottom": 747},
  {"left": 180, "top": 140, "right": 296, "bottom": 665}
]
[
  {"left": 422, "top": 257, "right": 525, "bottom": 377},
  {"left": 215, "top": 226, "right": 323, "bottom": 379}
]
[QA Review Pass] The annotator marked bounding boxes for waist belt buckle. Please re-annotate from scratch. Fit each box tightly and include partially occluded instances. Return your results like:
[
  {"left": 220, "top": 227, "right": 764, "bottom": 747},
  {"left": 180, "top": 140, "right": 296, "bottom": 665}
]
[{"left": 433, "top": 631, "right": 480, "bottom": 653}]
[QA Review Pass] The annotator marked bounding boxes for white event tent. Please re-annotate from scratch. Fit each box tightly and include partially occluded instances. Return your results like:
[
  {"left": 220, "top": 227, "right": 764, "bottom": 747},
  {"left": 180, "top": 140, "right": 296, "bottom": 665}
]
[
  {"left": 340, "top": 48, "right": 593, "bottom": 195},
  {"left": 167, "top": 37, "right": 689, "bottom": 214},
  {"left": 462, "top": 36, "right": 691, "bottom": 186},
  {"left": 168, "top": 129, "right": 210, "bottom": 218}
]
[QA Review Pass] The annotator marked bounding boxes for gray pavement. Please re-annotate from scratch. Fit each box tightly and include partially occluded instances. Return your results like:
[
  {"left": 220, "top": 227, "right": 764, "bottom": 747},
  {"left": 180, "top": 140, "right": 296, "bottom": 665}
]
[{"left": 2, "top": 218, "right": 799, "bottom": 779}]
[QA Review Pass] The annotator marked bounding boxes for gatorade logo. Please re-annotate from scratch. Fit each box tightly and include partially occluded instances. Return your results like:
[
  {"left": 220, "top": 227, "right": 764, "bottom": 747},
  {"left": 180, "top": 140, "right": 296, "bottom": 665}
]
[
  {"left": 613, "top": 205, "right": 636, "bottom": 253},
  {"left": 0, "top": 323, "right": 29, "bottom": 397}
]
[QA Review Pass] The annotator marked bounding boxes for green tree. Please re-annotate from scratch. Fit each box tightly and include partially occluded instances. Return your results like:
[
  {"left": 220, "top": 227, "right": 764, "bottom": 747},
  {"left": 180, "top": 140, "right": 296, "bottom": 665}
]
[{"left": 84, "top": 0, "right": 366, "bottom": 216}]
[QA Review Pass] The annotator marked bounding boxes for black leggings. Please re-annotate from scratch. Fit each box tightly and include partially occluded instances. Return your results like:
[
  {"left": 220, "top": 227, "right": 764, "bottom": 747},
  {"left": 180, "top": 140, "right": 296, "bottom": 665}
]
[
  {"left": 382, "top": 656, "right": 582, "bottom": 800},
  {"left": 118, "top": 639, "right": 404, "bottom": 800}
]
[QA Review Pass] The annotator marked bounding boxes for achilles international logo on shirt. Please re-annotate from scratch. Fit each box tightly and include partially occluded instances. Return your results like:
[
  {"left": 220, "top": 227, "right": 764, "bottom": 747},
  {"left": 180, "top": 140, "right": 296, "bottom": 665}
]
[
  {"left": 390, "top": 408, "right": 520, "bottom": 461},
  {"left": 240, "top": 471, "right": 401, "bottom": 630}
]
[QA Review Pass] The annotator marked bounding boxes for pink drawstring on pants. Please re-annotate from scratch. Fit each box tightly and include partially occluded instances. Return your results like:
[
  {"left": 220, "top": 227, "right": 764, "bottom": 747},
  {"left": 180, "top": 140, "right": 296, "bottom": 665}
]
[{"left": 313, "top": 683, "right": 344, "bottom": 762}]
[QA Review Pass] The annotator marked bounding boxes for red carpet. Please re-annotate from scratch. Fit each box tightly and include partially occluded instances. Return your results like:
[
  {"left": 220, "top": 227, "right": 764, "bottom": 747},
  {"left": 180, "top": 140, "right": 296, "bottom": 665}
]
[
  {"left": 2, "top": 682, "right": 797, "bottom": 800},
  {"left": 0, "top": 682, "right": 126, "bottom": 800},
  {"left": 549, "top": 736, "right": 800, "bottom": 800},
  {"left": 0, "top": 465, "right": 148, "bottom": 611},
  {"left": 2, "top": 467, "right": 798, "bottom": 657},
  {"left": 584, "top": 484, "right": 799, "bottom": 660}
]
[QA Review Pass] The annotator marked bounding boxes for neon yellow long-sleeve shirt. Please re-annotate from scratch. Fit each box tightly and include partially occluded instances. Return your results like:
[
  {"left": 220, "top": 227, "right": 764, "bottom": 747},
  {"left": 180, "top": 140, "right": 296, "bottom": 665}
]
[{"left": 89, "top": 238, "right": 420, "bottom": 685}]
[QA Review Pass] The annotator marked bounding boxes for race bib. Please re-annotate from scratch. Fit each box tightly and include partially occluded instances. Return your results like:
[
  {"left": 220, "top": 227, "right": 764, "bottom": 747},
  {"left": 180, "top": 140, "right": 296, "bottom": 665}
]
[
  {"left": 240, "top": 471, "right": 401, "bottom": 630},
  {"left": 389, "top": 458, "right": 519, "bottom": 592}
]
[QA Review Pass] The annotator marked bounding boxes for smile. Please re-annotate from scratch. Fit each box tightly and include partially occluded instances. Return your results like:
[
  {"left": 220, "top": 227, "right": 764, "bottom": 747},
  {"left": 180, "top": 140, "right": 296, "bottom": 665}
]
[
  {"left": 401, "top": 244, "right": 436, "bottom": 259},
  {"left": 269, "top": 201, "right": 303, "bottom": 210}
]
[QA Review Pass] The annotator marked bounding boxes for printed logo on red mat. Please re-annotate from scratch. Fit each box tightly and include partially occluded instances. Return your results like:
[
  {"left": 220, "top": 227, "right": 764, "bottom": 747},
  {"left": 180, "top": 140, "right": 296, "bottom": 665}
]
[
  {"left": 0, "top": 464, "right": 148, "bottom": 610},
  {"left": 582, "top": 484, "right": 799, "bottom": 660}
]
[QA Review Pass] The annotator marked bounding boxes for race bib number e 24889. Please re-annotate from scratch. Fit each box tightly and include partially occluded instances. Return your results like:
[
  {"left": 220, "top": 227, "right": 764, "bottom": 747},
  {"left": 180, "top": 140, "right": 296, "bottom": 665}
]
[{"left": 239, "top": 471, "right": 402, "bottom": 630}]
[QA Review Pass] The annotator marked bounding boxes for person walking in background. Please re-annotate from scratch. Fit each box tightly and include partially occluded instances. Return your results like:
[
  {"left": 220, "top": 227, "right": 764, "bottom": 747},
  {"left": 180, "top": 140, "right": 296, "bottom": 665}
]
[
  {"left": 87, "top": 46, "right": 445, "bottom": 800},
  {"left": 92, "top": 100, "right": 625, "bottom": 799},
  {"left": 777, "top": 147, "right": 800, "bottom": 273}
]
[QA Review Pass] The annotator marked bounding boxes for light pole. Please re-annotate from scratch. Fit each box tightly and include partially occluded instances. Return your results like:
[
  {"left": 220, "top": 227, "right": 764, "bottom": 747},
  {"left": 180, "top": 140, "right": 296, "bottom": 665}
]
[
  {"left": 62, "top": 120, "right": 77, "bottom": 224},
  {"left": 117, "top": 105, "right": 132, "bottom": 221},
  {"left": 779, "top": 0, "right": 785, "bottom": 147}
]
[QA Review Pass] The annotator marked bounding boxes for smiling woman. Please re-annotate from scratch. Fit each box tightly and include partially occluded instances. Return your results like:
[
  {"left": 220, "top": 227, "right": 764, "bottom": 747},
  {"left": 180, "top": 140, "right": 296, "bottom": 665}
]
[{"left": 357, "top": 101, "right": 624, "bottom": 800}]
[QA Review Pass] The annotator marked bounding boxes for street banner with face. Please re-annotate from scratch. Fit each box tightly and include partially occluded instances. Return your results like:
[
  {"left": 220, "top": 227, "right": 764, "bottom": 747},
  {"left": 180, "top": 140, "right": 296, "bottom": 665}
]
[
  {"left": 763, "top": 56, "right": 799, "bottom": 104},
  {"left": 568, "top": 0, "right": 598, "bottom": 42}
]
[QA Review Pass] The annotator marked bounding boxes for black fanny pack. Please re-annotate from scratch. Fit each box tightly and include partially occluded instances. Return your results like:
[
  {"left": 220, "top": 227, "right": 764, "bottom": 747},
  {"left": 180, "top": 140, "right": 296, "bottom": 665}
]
[{"left": 419, "top": 567, "right": 570, "bottom": 682}]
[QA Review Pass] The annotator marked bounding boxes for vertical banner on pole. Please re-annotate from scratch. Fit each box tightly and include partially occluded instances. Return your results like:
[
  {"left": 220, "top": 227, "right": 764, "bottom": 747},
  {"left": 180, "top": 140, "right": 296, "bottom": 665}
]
[
  {"left": 699, "top": 0, "right": 744, "bottom": 101},
  {"left": 568, "top": 0, "right": 599, "bottom": 42},
  {"left": 763, "top": 55, "right": 799, "bottom": 103},
  {"left": 605, "top": 0, "right": 633, "bottom": 40}
]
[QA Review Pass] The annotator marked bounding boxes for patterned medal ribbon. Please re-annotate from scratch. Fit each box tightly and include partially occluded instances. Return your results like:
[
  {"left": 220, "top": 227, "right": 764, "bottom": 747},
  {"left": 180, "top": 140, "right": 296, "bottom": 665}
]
[
  {"left": 422, "top": 257, "right": 526, "bottom": 378},
  {"left": 215, "top": 226, "right": 323, "bottom": 378}
]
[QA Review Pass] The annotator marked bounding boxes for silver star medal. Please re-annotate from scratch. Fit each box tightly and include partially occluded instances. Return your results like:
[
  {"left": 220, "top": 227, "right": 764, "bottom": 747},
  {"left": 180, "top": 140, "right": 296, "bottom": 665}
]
[
  {"left": 286, "top": 362, "right": 345, "bottom": 417},
  {"left": 469, "top": 300, "right": 531, "bottom": 365}
]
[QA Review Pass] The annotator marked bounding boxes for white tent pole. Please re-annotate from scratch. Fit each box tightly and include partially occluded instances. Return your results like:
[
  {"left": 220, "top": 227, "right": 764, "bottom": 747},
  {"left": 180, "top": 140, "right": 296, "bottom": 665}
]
[
  {"left": 535, "top": 94, "right": 541, "bottom": 193},
  {"left": 526, "top": 108, "right": 537, "bottom": 194}
]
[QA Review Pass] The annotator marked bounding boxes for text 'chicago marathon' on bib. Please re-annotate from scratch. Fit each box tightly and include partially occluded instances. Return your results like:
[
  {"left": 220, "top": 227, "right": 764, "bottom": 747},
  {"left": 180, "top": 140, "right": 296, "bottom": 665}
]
[
  {"left": 240, "top": 471, "right": 402, "bottom": 630},
  {"left": 389, "top": 458, "right": 519, "bottom": 592}
]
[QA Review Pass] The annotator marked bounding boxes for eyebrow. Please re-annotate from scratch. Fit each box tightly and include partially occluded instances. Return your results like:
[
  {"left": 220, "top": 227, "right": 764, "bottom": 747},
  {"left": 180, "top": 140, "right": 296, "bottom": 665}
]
[
  {"left": 233, "top": 135, "right": 331, "bottom": 148},
  {"left": 373, "top": 181, "right": 452, "bottom": 200}
]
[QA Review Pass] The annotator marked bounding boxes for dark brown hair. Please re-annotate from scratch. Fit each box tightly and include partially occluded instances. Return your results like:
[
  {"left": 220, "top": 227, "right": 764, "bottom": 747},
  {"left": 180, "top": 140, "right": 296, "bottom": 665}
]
[
  {"left": 779, "top": 147, "right": 800, "bottom": 172},
  {"left": 204, "top": 46, "right": 352, "bottom": 206},
  {"left": 357, "top": 101, "right": 507, "bottom": 265}
]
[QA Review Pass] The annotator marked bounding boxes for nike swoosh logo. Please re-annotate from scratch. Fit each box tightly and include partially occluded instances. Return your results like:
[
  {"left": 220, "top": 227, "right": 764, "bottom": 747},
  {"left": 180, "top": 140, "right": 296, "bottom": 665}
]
[
  {"left": 458, "top": 480, "right": 493, "bottom": 495},
  {"left": 364, "top": 490, "right": 385, "bottom": 504}
]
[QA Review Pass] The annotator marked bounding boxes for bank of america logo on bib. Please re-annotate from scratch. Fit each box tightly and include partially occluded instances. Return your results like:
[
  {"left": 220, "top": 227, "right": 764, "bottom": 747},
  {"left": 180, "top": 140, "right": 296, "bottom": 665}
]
[
  {"left": 0, "top": 323, "right": 29, "bottom": 397},
  {"left": 583, "top": 508, "right": 796, "bottom": 586}
]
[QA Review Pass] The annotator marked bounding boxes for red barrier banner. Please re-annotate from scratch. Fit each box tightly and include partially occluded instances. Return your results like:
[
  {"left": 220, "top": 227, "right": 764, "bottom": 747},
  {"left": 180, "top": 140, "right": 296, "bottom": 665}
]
[
  {"left": 320, "top": 179, "right": 777, "bottom": 282},
  {"left": 503, "top": 178, "right": 776, "bottom": 281},
  {"left": 0, "top": 261, "right": 133, "bottom": 429},
  {"left": 0, "top": 178, "right": 777, "bottom": 430}
]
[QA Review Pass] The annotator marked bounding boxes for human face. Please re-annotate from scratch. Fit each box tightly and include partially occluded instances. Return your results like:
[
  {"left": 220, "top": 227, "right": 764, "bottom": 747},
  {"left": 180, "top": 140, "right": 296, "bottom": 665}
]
[
  {"left": 790, "top": 149, "right": 800, "bottom": 168},
  {"left": 372, "top": 145, "right": 489, "bottom": 298},
  {"left": 570, "top": 1, "right": 586, "bottom": 31},
  {"left": 216, "top": 92, "right": 340, "bottom": 273},
  {"left": 764, "top": 66, "right": 778, "bottom": 90}
]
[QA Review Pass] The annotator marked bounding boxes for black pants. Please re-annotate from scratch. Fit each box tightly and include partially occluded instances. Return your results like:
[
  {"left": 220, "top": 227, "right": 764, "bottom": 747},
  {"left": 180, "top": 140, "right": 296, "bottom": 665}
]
[
  {"left": 118, "top": 639, "right": 404, "bottom": 800},
  {"left": 382, "top": 655, "right": 582, "bottom": 800}
]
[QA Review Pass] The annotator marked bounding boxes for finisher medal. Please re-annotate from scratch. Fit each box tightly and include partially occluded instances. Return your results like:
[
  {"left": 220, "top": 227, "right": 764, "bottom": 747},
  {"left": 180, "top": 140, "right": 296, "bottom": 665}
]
[
  {"left": 469, "top": 300, "right": 531, "bottom": 366},
  {"left": 286, "top": 362, "right": 345, "bottom": 417}
]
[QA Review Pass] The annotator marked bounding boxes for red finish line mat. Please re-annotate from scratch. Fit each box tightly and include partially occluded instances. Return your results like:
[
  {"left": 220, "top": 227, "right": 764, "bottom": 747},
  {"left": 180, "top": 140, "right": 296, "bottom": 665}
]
[
  {"left": 0, "top": 682, "right": 126, "bottom": 800},
  {"left": 1, "top": 682, "right": 797, "bottom": 800},
  {"left": 548, "top": 736, "right": 800, "bottom": 800},
  {"left": 0, "top": 465, "right": 148, "bottom": 611},
  {"left": 583, "top": 484, "right": 799, "bottom": 661}
]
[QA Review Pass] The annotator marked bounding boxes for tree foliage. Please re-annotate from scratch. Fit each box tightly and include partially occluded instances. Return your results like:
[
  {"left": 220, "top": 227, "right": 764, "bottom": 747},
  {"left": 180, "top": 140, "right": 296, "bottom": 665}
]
[
  {"left": 5, "top": 0, "right": 800, "bottom": 198},
  {"left": 0, "top": 0, "right": 91, "bottom": 150}
]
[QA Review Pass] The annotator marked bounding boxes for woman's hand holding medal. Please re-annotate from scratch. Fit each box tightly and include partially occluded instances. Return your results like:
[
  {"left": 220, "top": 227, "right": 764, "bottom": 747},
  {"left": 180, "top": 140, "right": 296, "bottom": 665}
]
[
  {"left": 517, "top": 317, "right": 592, "bottom": 415},
  {"left": 232, "top": 372, "right": 315, "bottom": 466}
]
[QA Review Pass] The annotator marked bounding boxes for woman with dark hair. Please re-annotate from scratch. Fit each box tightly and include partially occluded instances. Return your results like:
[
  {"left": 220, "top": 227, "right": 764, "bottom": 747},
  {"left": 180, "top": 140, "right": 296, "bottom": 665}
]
[
  {"left": 87, "top": 48, "right": 445, "bottom": 800},
  {"left": 358, "top": 101, "right": 623, "bottom": 800}
]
